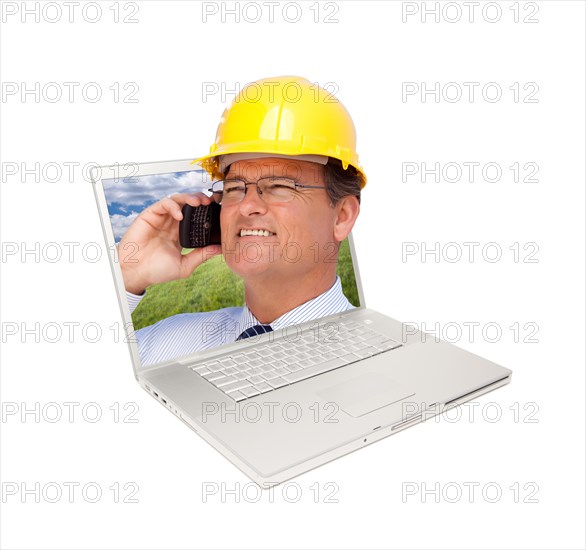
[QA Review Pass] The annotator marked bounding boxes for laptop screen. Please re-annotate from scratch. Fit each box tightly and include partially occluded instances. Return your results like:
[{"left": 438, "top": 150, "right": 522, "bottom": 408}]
[{"left": 102, "top": 168, "right": 361, "bottom": 367}]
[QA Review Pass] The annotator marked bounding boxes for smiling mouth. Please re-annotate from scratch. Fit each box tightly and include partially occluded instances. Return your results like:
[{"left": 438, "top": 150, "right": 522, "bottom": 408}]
[{"left": 239, "top": 229, "right": 277, "bottom": 237}]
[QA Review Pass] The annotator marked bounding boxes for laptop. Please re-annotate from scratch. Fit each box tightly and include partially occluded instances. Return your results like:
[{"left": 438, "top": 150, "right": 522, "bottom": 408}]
[{"left": 92, "top": 158, "right": 513, "bottom": 487}]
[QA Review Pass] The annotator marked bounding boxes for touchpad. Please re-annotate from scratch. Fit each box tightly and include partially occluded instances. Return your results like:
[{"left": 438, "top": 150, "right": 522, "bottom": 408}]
[{"left": 317, "top": 372, "right": 415, "bottom": 418}]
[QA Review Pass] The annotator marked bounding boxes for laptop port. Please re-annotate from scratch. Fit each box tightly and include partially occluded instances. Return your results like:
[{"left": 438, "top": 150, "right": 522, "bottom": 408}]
[
  {"left": 392, "top": 414, "right": 422, "bottom": 431},
  {"left": 162, "top": 398, "right": 167, "bottom": 405}
]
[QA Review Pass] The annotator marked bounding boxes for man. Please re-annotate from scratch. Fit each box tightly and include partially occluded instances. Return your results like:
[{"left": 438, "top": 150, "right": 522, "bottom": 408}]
[{"left": 119, "top": 76, "right": 367, "bottom": 366}]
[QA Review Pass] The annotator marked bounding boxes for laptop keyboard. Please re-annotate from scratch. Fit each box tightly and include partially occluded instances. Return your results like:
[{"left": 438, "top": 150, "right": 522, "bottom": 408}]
[{"left": 189, "top": 319, "right": 402, "bottom": 402}]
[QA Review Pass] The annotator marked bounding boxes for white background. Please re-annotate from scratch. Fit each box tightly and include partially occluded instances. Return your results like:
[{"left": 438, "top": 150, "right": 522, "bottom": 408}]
[{"left": 1, "top": 1, "right": 585, "bottom": 548}]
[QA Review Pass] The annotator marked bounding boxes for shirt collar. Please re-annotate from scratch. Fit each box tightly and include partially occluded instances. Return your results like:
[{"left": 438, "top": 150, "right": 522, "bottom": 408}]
[{"left": 237, "top": 275, "right": 350, "bottom": 332}]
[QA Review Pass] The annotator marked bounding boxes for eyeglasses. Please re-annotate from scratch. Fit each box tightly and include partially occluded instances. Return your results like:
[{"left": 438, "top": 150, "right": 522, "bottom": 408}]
[{"left": 208, "top": 177, "right": 327, "bottom": 205}]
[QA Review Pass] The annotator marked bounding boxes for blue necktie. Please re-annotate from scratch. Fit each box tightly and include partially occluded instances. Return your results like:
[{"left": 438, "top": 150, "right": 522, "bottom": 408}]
[{"left": 236, "top": 324, "right": 273, "bottom": 341}]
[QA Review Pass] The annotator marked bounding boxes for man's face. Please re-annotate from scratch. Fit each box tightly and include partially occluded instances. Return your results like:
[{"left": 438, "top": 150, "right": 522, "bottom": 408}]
[{"left": 219, "top": 158, "right": 342, "bottom": 280}]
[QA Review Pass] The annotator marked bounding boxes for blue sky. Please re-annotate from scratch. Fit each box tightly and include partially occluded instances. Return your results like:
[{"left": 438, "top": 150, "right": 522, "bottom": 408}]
[{"left": 103, "top": 169, "right": 209, "bottom": 241}]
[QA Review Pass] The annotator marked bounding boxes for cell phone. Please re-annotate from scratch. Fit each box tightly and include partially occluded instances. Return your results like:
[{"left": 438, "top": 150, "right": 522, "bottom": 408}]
[{"left": 178, "top": 202, "right": 222, "bottom": 248}]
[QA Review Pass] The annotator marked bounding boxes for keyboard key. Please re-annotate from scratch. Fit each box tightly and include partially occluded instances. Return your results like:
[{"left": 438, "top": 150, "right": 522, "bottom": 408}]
[
  {"left": 222, "top": 367, "right": 238, "bottom": 376},
  {"left": 282, "top": 357, "right": 346, "bottom": 384},
  {"left": 352, "top": 341, "right": 369, "bottom": 350},
  {"left": 202, "top": 372, "right": 225, "bottom": 382},
  {"left": 279, "top": 343, "right": 297, "bottom": 352},
  {"left": 244, "top": 352, "right": 262, "bottom": 361},
  {"left": 194, "top": 367, "right": 211, "bottom": 376},
  {"left": 327, "top": 343, "right": 343, "bottom": 351},
  {"left": 220, "top": 359, "right": 236, "bottom": 368},
  {"left": 266, "top": 377, "right": 288, "bottom": 389},
  {"left": 287, "top": 363, "right": 302, "bottom": 372},
  {"left": 209, "top": 374, "right": 228, "bottom": 385},
  {"left": 256, "top": 348, "right": 272, "bottom": 358},
  {"left": 378, "top": 341, "right": 402, "bottom": 351},
  {"left": 233, "top": 372, "right": 249, "bottom": 381},
  {"left": 261, "top": 371, "right": 279, "bottom": 381},
  {"left": 339, "top": 353, "right": 361, "bottom": 364},
  {"left": 214, "top": 375, "right": 238, "bottom": 387},
  {"left": 248, "top": 367, "right": 263, "bottom": 376},
  {"left": 207, "top": 362, "right": 224, "bottom": 372},
  {"left": 222, "top": 380, "right": 252, "bottom": 393},
  {"left": 247, "top": 375, "right": 265, "bottom": 385},
  {"left": 230, "top": 391, "right": 247, "bottom": 402},
  {"left": 232, "top": 354, "right": 248, "bottom": 364},
  {"left": 254, "top": 382, "right": 273, "bottom": 393},
  {"left": 240, "top": 386, "right": 260, "bottom": 398},
  {"left": 274, "top": 367, "right": 291, "bottom": 376},
  {"left": 354, "top": 349, "right": 375, "bottom": 359}
]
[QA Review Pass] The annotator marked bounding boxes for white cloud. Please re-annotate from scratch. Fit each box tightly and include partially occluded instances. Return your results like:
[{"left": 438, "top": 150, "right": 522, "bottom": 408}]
[
  {"left": 110, "top": 211, "right": 139, "bottom": 241},
  {"left": 103, "top": 170, "right": 209, "bottom": 207}
]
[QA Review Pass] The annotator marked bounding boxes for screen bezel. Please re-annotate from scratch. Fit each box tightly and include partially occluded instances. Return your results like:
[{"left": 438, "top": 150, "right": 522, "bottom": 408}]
[{"left": 91, "top": 158, "right": 366, "bottom": 375}]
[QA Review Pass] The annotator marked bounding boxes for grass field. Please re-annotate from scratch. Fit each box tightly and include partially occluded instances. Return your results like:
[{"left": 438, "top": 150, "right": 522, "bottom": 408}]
[{"left": 131, "top": 238, "right": 359, "bottom": 330}]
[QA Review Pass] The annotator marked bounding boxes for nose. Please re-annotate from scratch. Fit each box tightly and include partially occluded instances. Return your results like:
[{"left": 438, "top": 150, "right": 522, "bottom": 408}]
[{"left": 238, "top": 183, "right": 268, "bottom": 216}]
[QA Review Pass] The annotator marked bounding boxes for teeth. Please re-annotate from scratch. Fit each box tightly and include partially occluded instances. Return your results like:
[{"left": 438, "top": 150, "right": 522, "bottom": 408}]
[{"left": 240, "top": 229, "right": 275, "bottom": 237}]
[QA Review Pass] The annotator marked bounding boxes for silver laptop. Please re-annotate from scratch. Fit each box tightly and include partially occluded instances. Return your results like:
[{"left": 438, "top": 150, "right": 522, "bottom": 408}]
[{"left": 92, "top": 158, "right": 513, "bottom": 487}]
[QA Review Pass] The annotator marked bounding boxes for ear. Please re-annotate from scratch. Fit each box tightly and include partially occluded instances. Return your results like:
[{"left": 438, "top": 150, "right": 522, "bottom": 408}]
[{"left": 333, "top": 196, "right": 360, "bottom": 242}]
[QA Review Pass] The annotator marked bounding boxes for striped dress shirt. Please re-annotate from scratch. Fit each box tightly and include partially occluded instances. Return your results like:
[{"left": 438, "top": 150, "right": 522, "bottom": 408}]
[{"left": 127, "top": 276, "right": 354, "bottom": 366}]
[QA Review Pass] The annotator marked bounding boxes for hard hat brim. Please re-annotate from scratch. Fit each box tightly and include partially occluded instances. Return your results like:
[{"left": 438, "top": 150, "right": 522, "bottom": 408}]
[{"left": 191, "top": 149, "right": 367, "bottom": 188}]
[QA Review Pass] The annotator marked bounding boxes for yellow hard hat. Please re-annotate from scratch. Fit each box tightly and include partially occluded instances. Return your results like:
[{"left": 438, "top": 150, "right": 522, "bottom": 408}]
[{"left": 191, "top": 75, "right": 367, "bottom": 188}]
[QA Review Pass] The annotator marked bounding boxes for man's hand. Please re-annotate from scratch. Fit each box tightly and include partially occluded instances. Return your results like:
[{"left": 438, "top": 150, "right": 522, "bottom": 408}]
[{"left": 118, "top": 192, "right": 222, "bottom": 295}]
